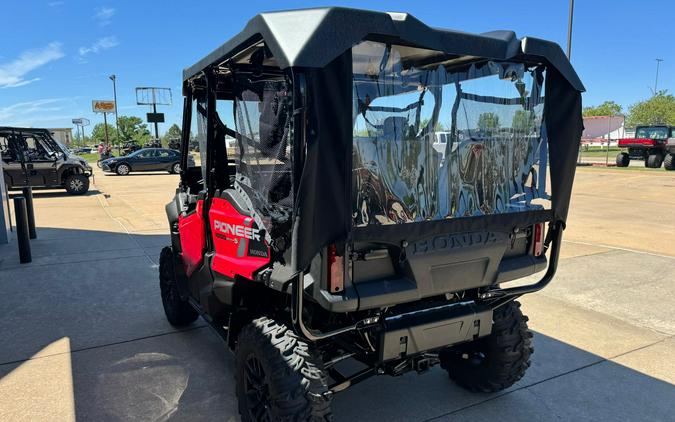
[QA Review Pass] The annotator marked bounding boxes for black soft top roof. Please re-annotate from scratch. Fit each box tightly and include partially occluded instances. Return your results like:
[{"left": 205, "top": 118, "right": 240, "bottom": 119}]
[
  {"left": 183, "top": 7, "right": 584, "bottom": 92},
  {"left": 0, "top": 127, "right": 51, "bottom": 135}
]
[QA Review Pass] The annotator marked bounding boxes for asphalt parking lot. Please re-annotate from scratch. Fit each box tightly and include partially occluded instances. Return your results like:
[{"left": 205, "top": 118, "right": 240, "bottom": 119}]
[{"left": 0, "top": 166, "right": 673, "bottom": 421}]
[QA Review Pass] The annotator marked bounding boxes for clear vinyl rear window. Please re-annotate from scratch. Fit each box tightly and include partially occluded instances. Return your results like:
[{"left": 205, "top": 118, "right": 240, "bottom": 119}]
[{"left": 352, "top": 41, "right": 549, "bottom": 227}]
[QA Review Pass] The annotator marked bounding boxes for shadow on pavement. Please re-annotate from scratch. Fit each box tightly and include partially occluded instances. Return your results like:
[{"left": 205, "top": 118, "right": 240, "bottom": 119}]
[
  {"left": 8, "top": 189, "right": 102, "bottom": 199},
  {"left": 0, "top": 227, "right": 673, "bottom": 421}
]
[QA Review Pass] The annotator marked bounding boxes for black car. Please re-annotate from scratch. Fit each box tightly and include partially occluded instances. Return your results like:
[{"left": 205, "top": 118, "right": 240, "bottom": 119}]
[{"left": 99, "top": 148, "right": 192, "bottom": 175}]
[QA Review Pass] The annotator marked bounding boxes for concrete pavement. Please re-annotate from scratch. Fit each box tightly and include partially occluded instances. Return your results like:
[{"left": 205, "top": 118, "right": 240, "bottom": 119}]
[{"left": 0, "top": 167, "right": 673, "bottom": 421}]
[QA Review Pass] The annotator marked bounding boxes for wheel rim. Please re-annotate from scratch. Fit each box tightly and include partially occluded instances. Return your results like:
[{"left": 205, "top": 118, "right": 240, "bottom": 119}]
[
  {"left": 173, "top": 163, "right": 180, "bottom": 173},
  {"left": 118, "top": 165, "right": 129, "bottom": 175},
  {"left": 244, "top": 354, "right": 273, "bottom": 421},
  {"left": 160, "top": 278, "right": 178, "bottom": 311},
  {"left": 69, "top": 178, "right": 83, "bottom": 191}
]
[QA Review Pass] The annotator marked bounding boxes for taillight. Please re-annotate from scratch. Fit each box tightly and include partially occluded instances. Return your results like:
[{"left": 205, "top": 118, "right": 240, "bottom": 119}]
[
  {"left": 532, "top": 223, "right": 545, "bottom": 257},
  {"left": 327, "top": 244, "right": 344, "bottom": 293}
]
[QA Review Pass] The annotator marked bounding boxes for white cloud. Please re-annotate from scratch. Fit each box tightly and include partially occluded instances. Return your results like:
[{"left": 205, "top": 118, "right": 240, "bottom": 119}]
[
  {"left": 94, "top": 6, "right": 115, "bottom": 26},
  {"left": 48, "top": 1, "right": 65, "bottom": 7},
  {"left": 0, "top": 42, "right": 64, "bottom": 88},
  {"left": 0, "top": 98, "right": 71, "bottom": 125},
  {"left": 79, "top": 36, "right": 119, "bottom": 57}
]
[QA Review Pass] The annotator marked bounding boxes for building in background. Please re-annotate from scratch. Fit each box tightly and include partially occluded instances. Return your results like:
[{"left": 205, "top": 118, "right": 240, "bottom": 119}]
[
  {"left": 581, "top": 115, "right": 625, "bottom": 147},
  {"left": 48, "top": 128, "right": 73, "bottom": 145}
]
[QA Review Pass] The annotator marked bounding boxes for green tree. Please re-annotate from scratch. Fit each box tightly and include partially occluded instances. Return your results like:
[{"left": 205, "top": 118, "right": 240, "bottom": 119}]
[
  {"left": 72, "top": 132, "right": 90, "bottom": 146},
  {"left": 90, "top": 123, "right": 117, "bottom": 145},
  {"left": 477, "top": 112, "right": 500, "bottom": 133},
  {"left": 117, "top": 115, "right": 151, "bottom": 143},
  {"left": 583, "top": 101, "right": 623, "bottom": 117},
  {"left": 625, "top": 91, "right": 675, "bottom": 127},
  {"left": 511, "top": 110, "right": 535, "bottom": 133},
  {"left": 162, "top": 124, "right": 182, "bottom": 144}
]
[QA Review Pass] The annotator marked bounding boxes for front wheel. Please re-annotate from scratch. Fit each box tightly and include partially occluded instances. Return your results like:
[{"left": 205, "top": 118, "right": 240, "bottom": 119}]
[
  {"left": 235, "top": 317, "right": 332, "bottom": 422},
  {"left": 647, "top": 153, "right": 663, "bottom": 168},
  {"left": 170, "top": 162, "right": 181, "bottom": 174},
  {"left": 440, "top": 300, "right": 533, "bottom": 393},
  {"left": 64, "top": 174, "right": 90, "bottom": 195},
  {"left": 664, "top": 153, "right": 675, "bottom": 171},
  {"left": 116, "top": 163, "right": 130, "bottom": 176},
  {"left": 615, "top": 152, "right": 630, "bottom": 167},
  {"left": 159, "top": 246, "right": 198, "bottom": 326}
]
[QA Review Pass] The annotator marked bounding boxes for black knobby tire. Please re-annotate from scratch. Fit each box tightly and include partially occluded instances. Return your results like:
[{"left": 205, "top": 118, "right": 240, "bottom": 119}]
[
  {"left": 664, "top": 154, "right": 675, "bottom": 171},
  {"left": 64, "top": 174, "right": 90, "bottom": 195},
  {"left": 235, "top": 317, "right": 332, "bottom": 422},
  {"left": 646, "top": 153, "right": 663, "bottom": 168},
  {"left": 615, "top": 152, "right": 630, "bottom": 167},
  {"left": 440, "top": 300, "right": 533, "bottom": 393},
  {"left": 159, "top": 246, "right": 198, "bottom": 326}
]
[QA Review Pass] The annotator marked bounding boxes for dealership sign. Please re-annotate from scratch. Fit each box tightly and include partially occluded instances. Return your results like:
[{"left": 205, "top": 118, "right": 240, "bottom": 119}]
[
  {"left": 92, "top": 100, "right": 116, "bottom": 113},
  {"left": 72, "top": 118, "right": 90, "bottom": 126}
]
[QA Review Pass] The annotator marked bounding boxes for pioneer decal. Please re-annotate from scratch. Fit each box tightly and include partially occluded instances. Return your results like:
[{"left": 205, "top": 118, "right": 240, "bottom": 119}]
[
  {"left": 214, "top": 220, "right": 261, "bottom": 241},
  {"left": 410, "top": 232, "right": 500, "bottom": 255}
]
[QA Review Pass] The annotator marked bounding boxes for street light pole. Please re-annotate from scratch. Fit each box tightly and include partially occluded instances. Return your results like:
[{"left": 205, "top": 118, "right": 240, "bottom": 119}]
[
  {"left": 654, "top": 58, "right": 663, "bottom": 95},
  {"left": 109, "top": 74, "right": 121, "bottom": 153},
  {"left": 566, "top": 0, "right": 575, "bottom": 59}
]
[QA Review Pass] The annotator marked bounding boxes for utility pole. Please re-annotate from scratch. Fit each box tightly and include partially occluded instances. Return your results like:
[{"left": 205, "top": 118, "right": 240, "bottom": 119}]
[
  {"left": 654, "top": 58, "right": 663, "bottom": 95},
  {"left": 102, "top": 112, "right": 110, "bottom": 147},
  {"left": 566, "top": 0, "right": 575, "bottom": 59},
  {"left": 605, "top": 113, "right": 612, "bottom": 166},
  {"left": 109, "top": 74, "right": 121, "bottom": 153}
]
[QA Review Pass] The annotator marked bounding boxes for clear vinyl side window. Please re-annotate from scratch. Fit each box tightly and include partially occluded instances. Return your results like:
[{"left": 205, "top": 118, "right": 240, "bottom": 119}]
[{"left": 233, "top": 78, "right": 293, "bottom": 233}]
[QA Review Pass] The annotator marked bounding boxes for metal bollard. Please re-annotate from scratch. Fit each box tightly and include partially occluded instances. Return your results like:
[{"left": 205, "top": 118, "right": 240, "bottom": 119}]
[
  {"left": 22, "top": 186, "right": 37, "bottom": 239},
  {"left": 13, "top": 196, "right": 32, "bottom": 263}
]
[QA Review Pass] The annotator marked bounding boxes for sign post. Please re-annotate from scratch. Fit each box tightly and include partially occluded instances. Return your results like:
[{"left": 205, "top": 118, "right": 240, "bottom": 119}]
[
  {"left": 92, "top": 100, "right": 116, "bottom": 147},
  {"left": 72, "top": 117, "right": 90, "bottom": 146},
  {"left": 136, "top": 87, "right": 171, "bottom": 142}
]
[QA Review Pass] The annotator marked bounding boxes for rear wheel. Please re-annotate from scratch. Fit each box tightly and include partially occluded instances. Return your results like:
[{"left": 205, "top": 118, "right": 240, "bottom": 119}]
[
  {"left": 646, "top": 153, "right": 663, "bottom": 168},
  {"left": 615, "top": 152, "right": 630, "bottom": 167},
  {"left": 440, "top": 300, "right": 533, "bottom": 393},
  {"left": 116, "top": 163, "right": 130, "bottom": 176},
  {"left": 235, "top": 317, "right": 332, "bottom": 422},
  {"left": 159, "top": 246, "right": 198, "bottom": 326},
  {"left": 664, "top": 154, "right": 675, "bottom": 171},
  {"left": 64, "top": 174, "right": 90, "bottom": 195}
]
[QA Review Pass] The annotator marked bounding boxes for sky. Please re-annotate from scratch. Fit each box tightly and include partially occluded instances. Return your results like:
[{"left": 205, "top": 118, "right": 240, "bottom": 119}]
[{"left": 1, "top": 0, "right": 673, "bottom": 137}]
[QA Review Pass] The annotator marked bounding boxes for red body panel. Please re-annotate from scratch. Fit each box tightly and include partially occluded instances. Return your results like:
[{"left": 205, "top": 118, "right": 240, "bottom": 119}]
[
  {"left": 618, "top": 138, "right": 658, "bottom": 148},
  {"left": 178, "top": 200, "right": 205, "bottom": 277},
  {"left": 208, "top": 197, "right": 270, "bottom": 279}
]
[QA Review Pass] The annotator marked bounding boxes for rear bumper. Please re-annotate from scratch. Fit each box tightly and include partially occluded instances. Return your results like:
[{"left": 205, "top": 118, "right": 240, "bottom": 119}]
[
  {"left": 312, "top": 253, "right": 547, "bottom": 313},
  {"left": 378, "top": 301, "right": 492, "bottom": 361}
]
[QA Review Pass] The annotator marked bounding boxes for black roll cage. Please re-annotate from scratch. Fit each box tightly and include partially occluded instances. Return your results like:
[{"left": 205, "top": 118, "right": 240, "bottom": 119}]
[
  {"left": 179, "top": 8, "right": 583, "bottom": 342},
  {"left": 180, "top": 61, "right": 566, "bottom": 342}
]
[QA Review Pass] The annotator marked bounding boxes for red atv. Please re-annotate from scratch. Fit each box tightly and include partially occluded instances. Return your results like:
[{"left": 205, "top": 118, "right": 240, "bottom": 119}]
[
  {"left": 159, "top": 8, "right": 584, "bottom": 421},
  {"left": 616, "top": 125, "right": 675, "bottom": 169}
]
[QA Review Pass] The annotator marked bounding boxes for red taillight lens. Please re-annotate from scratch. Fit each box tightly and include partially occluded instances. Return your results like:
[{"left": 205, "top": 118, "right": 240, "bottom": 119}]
[
  {"left": 327, "top": 244, "right": 344, "bottom": 293},
  {"left": 532, "top": 223, "right": 545, "bottom": 257}
]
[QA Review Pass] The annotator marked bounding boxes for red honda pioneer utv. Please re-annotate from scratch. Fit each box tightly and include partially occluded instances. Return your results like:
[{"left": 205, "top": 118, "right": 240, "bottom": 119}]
[
  {"left": 615, "top": 125, "right": 675, "bottom": 169},
  {"left": 159, "top": 8, "right": 583, "bottom": 421}
]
